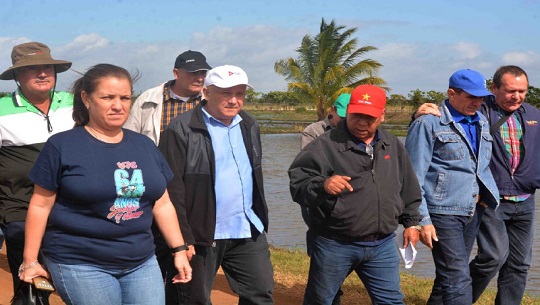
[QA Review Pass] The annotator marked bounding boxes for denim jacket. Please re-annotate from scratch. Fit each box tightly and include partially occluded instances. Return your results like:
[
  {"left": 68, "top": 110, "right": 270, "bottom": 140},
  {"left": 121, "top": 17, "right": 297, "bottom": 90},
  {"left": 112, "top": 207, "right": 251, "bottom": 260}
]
[{"left": 405, "top": 100, "right": 499, "bottom": 225}]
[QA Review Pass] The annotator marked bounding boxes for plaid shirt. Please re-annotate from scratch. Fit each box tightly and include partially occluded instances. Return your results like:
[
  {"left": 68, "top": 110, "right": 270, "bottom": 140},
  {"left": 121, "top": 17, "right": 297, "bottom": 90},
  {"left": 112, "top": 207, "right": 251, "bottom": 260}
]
[
  {"left": 498, "top": 111, "right": 529, "bottom": 201},
  {"left": 160, "top": 80, "right": 202, "bottom": 132}
]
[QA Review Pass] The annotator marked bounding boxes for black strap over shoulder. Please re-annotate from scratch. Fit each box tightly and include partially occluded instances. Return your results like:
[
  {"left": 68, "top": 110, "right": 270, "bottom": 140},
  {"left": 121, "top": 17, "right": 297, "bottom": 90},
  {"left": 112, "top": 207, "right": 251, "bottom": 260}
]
[{"left": 489, "top": 112, "right": 514, "bottom": 135}]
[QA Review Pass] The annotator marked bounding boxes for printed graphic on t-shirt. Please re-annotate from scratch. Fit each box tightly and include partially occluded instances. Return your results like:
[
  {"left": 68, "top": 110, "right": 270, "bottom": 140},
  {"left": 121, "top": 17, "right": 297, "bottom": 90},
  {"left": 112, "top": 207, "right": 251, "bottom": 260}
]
[{"left": 108, "top": 161, "right": 146, "bottom": 223}]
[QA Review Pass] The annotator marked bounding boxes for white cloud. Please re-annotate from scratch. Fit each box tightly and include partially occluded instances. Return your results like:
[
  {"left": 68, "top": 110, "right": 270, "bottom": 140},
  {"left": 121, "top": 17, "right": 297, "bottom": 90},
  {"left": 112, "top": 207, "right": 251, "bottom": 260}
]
[
  {"left": 502, "top": 51, "right": 540, "bottom": 66},
  {"left": 61, "top": 34, "right": 109, "bottom": 54},
  {"left": 451, "top": 42, "right": 483, "bottom": 60},
  {"left": 2, "top": 29, "right": 540, "bottom": 96}
]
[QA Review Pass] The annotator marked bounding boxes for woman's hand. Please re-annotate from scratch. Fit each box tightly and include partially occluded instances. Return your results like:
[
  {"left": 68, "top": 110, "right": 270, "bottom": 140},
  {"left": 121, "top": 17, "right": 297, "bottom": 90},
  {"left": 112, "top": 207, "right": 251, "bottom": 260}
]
[{"left": 18, "top": 261, "right": 50, "bottom": 283}]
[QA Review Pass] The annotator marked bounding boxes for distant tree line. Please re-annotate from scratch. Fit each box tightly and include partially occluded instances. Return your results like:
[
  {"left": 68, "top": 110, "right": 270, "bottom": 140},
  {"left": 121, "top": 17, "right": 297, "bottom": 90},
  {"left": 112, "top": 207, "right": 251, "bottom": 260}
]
[{"left": 2, "top": 84, "right": 540, "bottom": 111}]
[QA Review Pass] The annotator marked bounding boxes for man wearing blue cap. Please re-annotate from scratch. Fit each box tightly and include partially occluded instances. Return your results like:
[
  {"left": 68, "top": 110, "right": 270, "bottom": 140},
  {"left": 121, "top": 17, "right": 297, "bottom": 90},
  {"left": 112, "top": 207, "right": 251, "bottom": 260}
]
[
  {"left": 405, "top": 69, "right": 500, "bottom": 304},
  {"left": 412, "top": 66, "right": 540, "bottom": 304},
  {"left": 301, "top": 93, "right": 350, "bottom": 149}
]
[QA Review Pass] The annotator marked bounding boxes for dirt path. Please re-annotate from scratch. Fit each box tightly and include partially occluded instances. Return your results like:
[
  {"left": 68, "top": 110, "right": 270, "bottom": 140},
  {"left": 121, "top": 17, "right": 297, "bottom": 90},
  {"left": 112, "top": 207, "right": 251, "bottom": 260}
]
[{"left": 0, "top": 245, "right": 299, "bottom": 305}]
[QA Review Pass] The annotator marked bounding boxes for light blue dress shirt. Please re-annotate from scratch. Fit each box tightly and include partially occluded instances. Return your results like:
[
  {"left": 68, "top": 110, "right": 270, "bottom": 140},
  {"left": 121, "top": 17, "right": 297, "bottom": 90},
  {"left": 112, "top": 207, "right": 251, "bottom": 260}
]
[{"left": 201, "top": 107, "right": 264, "bottom": 239}]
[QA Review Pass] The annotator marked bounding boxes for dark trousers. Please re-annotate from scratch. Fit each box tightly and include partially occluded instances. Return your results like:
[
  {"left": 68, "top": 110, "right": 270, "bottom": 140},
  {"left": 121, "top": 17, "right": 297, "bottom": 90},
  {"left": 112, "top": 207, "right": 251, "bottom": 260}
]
[
  {"left": 152, "top": 224, "right": 173, "bottom": 281},
  {"left": 1, "top": 221, "right": 25, "bottom": 291},
  {"left": 165, "top": 232, "right": 274, "bottom": 305},
  {"left": 470, "top": 196, "right": 535, "bottom": 305},
  {"left": 427, "top": 206, "right": 484, "bottom": 305}
]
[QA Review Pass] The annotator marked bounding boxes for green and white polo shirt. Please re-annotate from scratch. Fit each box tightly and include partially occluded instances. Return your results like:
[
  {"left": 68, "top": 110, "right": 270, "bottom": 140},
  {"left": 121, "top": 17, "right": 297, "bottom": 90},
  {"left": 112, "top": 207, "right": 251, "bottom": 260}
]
[{"left": 0, "top": 90, "right": 74, "bottom": 223}]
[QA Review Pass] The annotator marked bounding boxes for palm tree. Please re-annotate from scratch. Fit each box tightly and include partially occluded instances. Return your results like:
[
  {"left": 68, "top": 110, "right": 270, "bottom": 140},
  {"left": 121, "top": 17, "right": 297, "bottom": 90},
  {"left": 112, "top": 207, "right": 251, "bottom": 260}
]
[{"left": 274, "top": 18, "right": 386, "bottom": 120}]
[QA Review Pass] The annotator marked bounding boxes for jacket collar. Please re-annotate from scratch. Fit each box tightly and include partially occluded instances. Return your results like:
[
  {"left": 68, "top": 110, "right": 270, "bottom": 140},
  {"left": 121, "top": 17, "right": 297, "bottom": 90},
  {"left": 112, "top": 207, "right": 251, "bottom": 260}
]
[
  {"left": 189, "top": 99, "right": 255, "bottom": 131},
  {"left": 333, "top": 120, "right": 391, "bottom": 153},
  {"left": 483, "top": 94, "right": 527, "bottom": 115}
]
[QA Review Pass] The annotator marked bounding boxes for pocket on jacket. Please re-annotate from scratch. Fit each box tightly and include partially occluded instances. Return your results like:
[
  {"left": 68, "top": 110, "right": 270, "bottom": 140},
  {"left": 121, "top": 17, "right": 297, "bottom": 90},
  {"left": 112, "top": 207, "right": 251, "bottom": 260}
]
[
  {"left": 434, "top": 171, "right": 448, "bottom": 200},
  {"left": 481, "top": 132, "right": 493, "bottom": 161},
  {"left": 434, "top": 133, "right": 465, "bottom": 160},
  {"left": 328, "top": 173, "right": 376, "bottom": 226}
]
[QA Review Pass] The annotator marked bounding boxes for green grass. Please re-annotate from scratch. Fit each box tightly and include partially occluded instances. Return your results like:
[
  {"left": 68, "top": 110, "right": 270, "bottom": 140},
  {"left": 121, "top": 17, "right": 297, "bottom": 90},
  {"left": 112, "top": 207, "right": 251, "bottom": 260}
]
[
  {"left": 270, "top": 247, "right": 540, "bottom": 305},
  {"left": 245, "top": 106, "right": 414, "bottom": 135}
]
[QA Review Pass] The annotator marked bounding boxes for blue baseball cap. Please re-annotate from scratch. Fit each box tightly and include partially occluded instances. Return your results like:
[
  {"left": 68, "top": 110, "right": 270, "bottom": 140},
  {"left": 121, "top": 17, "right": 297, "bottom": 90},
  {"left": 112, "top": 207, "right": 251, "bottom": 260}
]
[
  {"left": 449, "top": 69, "right": 493, "bottom": 97},
  {"left": 333, "top": 93, "right": 351, "bottom": 118}
]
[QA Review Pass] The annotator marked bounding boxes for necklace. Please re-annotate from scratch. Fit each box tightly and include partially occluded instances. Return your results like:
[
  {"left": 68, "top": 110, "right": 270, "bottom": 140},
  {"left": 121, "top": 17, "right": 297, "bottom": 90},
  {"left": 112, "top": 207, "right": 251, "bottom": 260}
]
[{"left": 85, "top": 126, "right": 122, "bottom": 143}]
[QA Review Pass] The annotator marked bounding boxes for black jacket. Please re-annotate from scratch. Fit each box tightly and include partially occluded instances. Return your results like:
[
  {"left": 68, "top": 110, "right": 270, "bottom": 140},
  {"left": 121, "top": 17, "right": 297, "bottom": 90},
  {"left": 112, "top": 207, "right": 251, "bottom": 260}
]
[
  {"left": 288, "top": 121, "right": 421, "bottom": 240},
  {"left": 158, "top": 101, "right": 269, "bottom": 246}
]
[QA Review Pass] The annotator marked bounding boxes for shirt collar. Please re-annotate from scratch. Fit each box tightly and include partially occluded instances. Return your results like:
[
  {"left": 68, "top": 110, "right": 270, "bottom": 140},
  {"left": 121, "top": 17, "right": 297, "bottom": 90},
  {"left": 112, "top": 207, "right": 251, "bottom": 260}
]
[
  {"left": 201, "top": 106, "right": 243, "bottom": 128},
  {"left": 445, "top": 100, "right": 480, "bottom": 124}
]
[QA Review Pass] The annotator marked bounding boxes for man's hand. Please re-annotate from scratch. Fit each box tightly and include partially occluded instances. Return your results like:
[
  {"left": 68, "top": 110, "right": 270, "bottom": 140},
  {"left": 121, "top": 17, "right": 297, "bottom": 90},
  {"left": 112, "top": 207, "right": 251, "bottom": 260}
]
[
  {"left": 413, "top": 103, "right": 441, "bottom": 119},
  {"left": 403, "top": 227, "right": 420, "bottom": 247},
  {"left": 419, "top": 224, "right": 438, "bottom": 249},
  {"left": 323, "top": 175, "right": 353, "bottom": 195}
]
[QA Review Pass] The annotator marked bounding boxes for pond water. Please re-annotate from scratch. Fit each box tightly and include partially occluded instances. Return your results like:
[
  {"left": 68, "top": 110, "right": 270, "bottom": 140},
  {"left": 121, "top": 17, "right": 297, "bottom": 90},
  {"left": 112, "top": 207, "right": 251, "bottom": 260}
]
[{"left": 262, "top": 133, "right": 540, "bottom": 296}]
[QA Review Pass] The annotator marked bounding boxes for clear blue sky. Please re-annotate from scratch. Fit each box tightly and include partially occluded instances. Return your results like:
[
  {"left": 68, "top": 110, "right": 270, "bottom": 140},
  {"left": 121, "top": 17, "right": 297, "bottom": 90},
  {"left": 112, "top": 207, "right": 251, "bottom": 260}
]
[{"left": 1, "top": 0, "right": 539, "bottom": 96}]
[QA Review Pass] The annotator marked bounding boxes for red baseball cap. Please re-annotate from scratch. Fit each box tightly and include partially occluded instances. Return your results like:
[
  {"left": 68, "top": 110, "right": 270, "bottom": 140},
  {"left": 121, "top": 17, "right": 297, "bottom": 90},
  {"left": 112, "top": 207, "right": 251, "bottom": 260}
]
[{"left": 347, "top": 85, "right": 386, "bottom": 117}]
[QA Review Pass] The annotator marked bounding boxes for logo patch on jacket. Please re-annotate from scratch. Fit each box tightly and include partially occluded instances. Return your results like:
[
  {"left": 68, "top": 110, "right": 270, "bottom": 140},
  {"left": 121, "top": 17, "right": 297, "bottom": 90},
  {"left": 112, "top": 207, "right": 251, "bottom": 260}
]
[{"left": 526, "top": 120, "right": 538, "bottom": 126}]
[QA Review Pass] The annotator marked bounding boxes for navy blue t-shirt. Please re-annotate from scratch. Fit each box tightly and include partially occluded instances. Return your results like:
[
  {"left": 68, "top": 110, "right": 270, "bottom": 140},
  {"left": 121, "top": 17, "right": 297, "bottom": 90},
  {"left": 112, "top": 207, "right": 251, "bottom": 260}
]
[{"left": 29, "top": 127, "right": 173, "bottom": 268}]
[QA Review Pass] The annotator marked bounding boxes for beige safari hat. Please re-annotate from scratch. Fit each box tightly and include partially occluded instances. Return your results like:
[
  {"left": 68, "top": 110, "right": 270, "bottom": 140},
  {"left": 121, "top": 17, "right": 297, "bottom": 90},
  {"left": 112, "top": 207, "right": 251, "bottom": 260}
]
[{"left": 0, "top": 42, "right": 72, "bottom": 80}]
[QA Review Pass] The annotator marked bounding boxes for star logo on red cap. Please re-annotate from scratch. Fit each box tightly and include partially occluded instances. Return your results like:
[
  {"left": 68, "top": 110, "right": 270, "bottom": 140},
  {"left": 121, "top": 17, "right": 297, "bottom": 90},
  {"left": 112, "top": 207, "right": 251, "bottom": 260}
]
[{"left": 362, "top": 93, "right": 370, "bottom": 100}]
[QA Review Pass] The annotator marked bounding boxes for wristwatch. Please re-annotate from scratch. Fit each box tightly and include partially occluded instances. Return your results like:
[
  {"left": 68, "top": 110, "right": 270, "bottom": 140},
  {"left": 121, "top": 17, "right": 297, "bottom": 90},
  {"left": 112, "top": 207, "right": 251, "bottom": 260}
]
[
  {"left": 171, "top": 244, "right": 189, "bottom": 254},
  {"left": 410, "top": 225, "right": 422, "bottom": 231}
]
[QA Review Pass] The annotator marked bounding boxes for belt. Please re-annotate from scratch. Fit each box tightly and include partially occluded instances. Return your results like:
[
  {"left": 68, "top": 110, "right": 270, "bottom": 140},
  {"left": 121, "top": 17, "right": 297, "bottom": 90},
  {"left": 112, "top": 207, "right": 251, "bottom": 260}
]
[{"left": 316, "top": 230, "right": 391, "bottom": 243}]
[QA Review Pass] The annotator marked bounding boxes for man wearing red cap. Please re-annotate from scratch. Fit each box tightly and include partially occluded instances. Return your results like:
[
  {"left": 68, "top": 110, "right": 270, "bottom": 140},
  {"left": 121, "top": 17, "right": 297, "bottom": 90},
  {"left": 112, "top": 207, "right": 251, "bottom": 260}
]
[
  {"left": 289, "top": 85, "right": 422, "bottom": 305},
  {"left": 0, "top": 41, "right": 74, "bottom": 291}
]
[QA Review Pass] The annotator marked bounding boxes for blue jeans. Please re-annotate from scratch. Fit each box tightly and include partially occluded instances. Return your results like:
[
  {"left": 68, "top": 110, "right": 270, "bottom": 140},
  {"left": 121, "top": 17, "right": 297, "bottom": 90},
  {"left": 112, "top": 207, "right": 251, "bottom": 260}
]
[
  {"left": 470, "top": 195, "right": 535, "bottom": 305},
  {"left": 46, "top": 255, "right": 164, "bottom": 305},
  {"left": 304, "top": 234, "right": 403, "bottom": 305},
  {"left": 427, "top": 208, "right": 483, "bottom": 305},
  {"left": 166, "top": 232, "right": 274, "bottom": 305}
]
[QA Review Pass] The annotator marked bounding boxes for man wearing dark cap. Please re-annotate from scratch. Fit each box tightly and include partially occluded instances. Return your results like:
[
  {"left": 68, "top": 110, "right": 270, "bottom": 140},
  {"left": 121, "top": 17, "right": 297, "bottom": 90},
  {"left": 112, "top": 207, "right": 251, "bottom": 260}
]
[
  {"left": 124, "top": 50, "right": 211, "bottom": 303},
  {"left": 0, "top": 41, "right": 74, "bottom": 290},
  {"left": 289, "top": 85, "right": 422, "bottom": 305},
  {"left": 405, "top": 69, "right": 500, "bottom": 304},
  {"left": 124, "top": 50, "right": 211, "bottom": 145}
]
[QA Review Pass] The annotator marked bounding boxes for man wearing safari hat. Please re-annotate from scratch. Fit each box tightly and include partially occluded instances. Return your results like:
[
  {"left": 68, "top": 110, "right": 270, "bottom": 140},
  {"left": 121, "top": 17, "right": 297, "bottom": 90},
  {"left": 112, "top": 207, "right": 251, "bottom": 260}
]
[
  {"left": 0, "top": 41, "right": 74, "bottom": 290},
  {"left": 405, "top": 69, "right": 500, "bottom": 304},
  {"left": 289, "top": 85, "right": 422, "bottom": 305},
  {"left": 301, "top": 93, "right": 350, "bottom": 149},
  {"left": 159, "top": 65, "right": 274, "bottom": 304}
]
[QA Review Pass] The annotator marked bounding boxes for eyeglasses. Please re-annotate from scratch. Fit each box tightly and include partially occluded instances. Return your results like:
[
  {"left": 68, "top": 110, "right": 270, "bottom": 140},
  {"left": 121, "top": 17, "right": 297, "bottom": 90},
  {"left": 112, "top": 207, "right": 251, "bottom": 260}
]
[{"left": 366, "top": 144, "right": 373, "bottom": 160}]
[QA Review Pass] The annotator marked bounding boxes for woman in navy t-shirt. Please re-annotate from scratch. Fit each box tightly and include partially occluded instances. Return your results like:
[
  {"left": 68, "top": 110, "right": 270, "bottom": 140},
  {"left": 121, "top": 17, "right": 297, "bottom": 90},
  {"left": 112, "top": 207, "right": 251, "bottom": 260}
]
[{"left": 18, "top": 64, "right": 192, "bottom": 305}]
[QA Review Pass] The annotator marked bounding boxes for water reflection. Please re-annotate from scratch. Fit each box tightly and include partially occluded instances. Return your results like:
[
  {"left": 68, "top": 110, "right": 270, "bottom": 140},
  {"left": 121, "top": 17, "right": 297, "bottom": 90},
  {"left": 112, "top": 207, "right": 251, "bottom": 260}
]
[{"left": 262, "top": 133, "right": 539, "bottom": 296}]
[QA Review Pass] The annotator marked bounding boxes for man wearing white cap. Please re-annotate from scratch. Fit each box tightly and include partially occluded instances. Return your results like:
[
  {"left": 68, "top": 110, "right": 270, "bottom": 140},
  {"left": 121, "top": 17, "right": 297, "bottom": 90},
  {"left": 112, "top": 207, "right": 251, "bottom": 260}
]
[
  {"left": 0, "top": 41, "right": 74, "bottom": 291},
  {"left": 159, "top": 65, "right": 274, "bottom": 304}
]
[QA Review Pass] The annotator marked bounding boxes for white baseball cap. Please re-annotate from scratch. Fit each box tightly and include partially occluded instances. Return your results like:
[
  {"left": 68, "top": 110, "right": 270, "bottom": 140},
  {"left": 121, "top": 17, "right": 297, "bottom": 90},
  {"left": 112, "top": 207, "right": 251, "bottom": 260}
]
[{"left": 204, "top": 65, "right": 253, "bottom": 89}]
